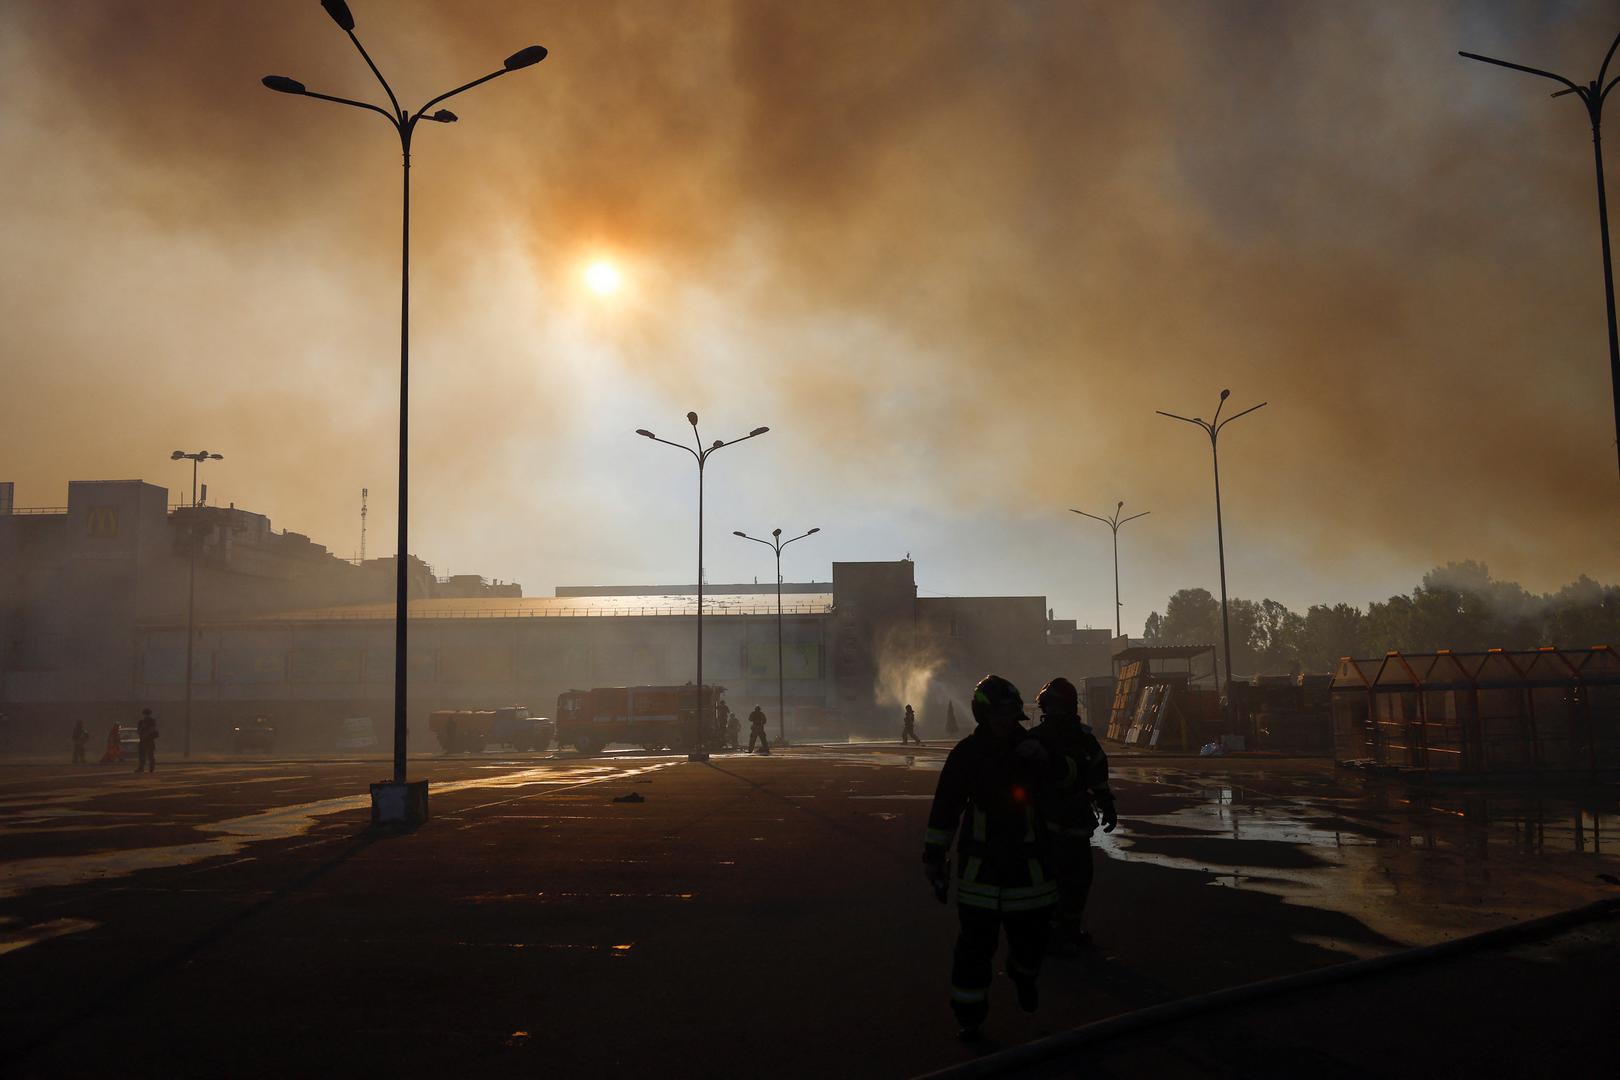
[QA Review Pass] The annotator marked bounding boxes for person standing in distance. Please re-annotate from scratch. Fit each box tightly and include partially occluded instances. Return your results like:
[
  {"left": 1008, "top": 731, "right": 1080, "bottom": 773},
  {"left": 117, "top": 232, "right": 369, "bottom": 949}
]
[
  {"left": 1030, "top": 677, "right": 1116, "bottom": 950},
  {"left": 923, "top": 675, "right": 1063, "bottom": 1042},
  {"left": 135, "top": 707, "right": 159, "bottom": 773}
]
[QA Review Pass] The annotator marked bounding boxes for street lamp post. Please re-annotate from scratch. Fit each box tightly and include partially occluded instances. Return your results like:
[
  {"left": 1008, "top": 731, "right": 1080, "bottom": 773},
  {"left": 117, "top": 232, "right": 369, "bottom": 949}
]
[
  {"left": 1156, "top": 390, "right": 1266, "bottom": 728},
  {"left": 636, "top": 413, "right": 769, "bottom": 762},
  {"left": 170, "top": 450, "right": 222, "bottom": 760},
  {"left": 1069, "top": 502, "right": 1148, "bottom": 639},
  {"left": 733, "top": 526, "right": 820, "bottom": 745},
  {"left": 264, "top": 0, "right": 545, "bottom": 823},
  {"left": 1461, "top": 30, "right": 1620, "bottom": 481}
]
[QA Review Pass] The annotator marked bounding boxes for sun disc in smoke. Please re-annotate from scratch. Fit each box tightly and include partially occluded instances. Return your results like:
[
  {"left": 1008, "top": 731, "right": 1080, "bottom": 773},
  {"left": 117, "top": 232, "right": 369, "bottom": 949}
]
[{"left": 584, "top": 259, "right": 623, "bottom": 296}]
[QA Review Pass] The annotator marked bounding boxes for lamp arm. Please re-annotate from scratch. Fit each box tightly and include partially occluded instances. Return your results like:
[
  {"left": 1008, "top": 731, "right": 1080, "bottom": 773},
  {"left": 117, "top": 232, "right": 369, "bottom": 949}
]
[
  {"left": 1155, "top": 410, "right": 1208, "bottom": 432},
  {"left": 1458, "top": 51, "right": 1583, "bottom": 95},
  {"left": 1599, "top": 27, "right": 1620, "bottom": 87},
  {"left": 646, "top": 435, "right": 701, "bottom": 461},
  {"left": 738, "top": 533, "right": 776, "bottom": 551},
  {"left": 1069, "top": 509, "right": 1114, "bottom": 528},
  {"left": 782, "top": 531, "right": 817, "bottom": 547},
  {"left": 344, "top": 29, "right": 404, "bottom": 120},
  {"left": 1119, "top": 511, "right": 1151, "bottom": 526},
  {"left": 297, "top": 89, "right": 403, "bottom": 127},
  {"left": 416, "top": 69, "right": 507, "bottom": 120},
  {"left": 1215, "top": 401, "right": 1268, "bottom": 433}
]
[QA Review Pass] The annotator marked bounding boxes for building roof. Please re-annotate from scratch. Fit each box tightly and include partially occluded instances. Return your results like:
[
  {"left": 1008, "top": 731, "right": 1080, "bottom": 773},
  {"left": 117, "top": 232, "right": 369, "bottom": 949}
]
[
  {"left": 233, "top": 592, "right": 835, "bottom": 623},
  {"left": 1113, "top": 644, "right": 1218, "bottom": 662}
]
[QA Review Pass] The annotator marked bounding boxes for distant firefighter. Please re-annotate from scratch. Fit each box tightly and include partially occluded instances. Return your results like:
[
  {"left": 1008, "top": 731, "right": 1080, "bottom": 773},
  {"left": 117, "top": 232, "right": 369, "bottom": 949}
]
[
  {"left": 135, "top": 708, "right": 159, "bottom": 773},
  {"left": 1031, "top": 677, "right": 1116, "bottom": 951},
  {"left": 747, "top": 705, "right": 770, "bottom": 755},
  {"left": 715, "top": 699, "right": 734, "bottom": 750},
  {"left": 923, "top": 675, "right": 1066, "bottom": 1041},
  {"left": 944, "top": 701, "right": 960, "bottom": 736},
  {"left": 71, "top": 720, "right": 90, "bottom": 764},
  {"left": 901, "top": 703, "right": 923, "bottom": 745}
]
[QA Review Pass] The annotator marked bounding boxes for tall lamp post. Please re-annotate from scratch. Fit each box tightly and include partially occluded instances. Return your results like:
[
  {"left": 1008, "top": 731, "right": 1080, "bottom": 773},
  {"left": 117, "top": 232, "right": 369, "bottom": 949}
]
[
  {"left": 1460, "top": 29, "right": 1620, "bottom": 481},
  {"left": 1156, "top": 390, "right": 1266, "bottom": 727},
  {"left": 1069, "top": 501, "right": 1148, "bottom": 639},
  {"left": 733, "top": 526, "right": 820, "bottom": 745},
  {"left": 170, "top": 450, "right": 222, "bottom": 759},
  {"left": 636, "top": 413, "right": 769, "bottom": 762},
  {"left": 263, "top": 0, "right": 545, "bottom": 823}
]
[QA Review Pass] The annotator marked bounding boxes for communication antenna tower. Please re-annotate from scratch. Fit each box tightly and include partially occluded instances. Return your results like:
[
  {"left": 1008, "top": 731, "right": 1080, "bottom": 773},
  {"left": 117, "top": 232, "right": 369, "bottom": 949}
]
[{"left": 360, "top": 487, "right": 369, "bottom": 563}]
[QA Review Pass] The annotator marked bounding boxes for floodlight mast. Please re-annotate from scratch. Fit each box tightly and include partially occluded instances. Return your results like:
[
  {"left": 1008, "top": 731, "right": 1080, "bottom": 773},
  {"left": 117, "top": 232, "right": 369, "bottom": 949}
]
[
  {"left": 1461, "top": 28, "right": 1620, "bottom": 481},
  {"left": 262, "top": 3, "right": 545, "bottom": 808},
  {"left": 635, "top": 415, "right": 771, "bottom": 760}
]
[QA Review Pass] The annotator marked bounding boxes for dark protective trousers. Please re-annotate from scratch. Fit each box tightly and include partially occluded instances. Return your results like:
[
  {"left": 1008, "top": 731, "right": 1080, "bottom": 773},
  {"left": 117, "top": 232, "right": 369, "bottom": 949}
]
[
  {"left": 1052, "top": 840, "right": 1095, "bottom": 934},
  {"left": 137, "top": 739, "right": 156, "bottom": 772},
  {"left": 72, "top": 742, "right": 86, "bottom": 764},
  {"left": 950, "top": 903, "right": 1052, "bottom": 1026},
  {"left": 901, "top": 724, "right": 923, "bottom": 745},
  {"left": 748, "top": 727, "right": 769, "bottom": 753}
]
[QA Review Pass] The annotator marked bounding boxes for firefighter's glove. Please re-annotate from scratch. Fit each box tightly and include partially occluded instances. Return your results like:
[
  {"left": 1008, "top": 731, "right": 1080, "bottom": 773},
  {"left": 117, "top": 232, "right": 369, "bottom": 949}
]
[
  {"left": 1100, "top": 801, "right": 1118, "bottom": 833},
  {"left": 924, "top": 858, "right": 951, "bottom": 904}
]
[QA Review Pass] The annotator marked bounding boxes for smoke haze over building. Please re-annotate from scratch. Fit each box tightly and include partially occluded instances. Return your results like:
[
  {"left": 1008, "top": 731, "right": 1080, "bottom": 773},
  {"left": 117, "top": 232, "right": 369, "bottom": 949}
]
[{"left": 2, "top": 0, "right": 1617, "bottom": 633}]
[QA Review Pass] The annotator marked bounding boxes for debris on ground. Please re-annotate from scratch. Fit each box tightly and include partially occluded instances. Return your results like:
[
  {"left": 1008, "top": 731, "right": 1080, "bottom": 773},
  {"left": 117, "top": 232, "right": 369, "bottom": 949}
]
[{"left": 612, "top": 792, "right": 646, "bottom": 803}]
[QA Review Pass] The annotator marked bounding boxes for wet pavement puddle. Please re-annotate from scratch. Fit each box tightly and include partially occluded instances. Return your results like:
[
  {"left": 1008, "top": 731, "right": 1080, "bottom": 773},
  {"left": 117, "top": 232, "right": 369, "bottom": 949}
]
[
  {"left": 1097, "top": 766, "right": 1620, "bottom": 948},
  {"left": 0, "top": 760, "right": 680, "bottom": 901},
  {"left": 0, "top": 915, "right": 99, "bottom": 956}
]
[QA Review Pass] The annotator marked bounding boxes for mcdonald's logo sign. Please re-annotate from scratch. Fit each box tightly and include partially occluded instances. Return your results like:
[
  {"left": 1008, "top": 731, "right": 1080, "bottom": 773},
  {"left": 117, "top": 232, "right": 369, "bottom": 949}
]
[{"left": 86, "top": 506, "right": 120, "bottom": 539}]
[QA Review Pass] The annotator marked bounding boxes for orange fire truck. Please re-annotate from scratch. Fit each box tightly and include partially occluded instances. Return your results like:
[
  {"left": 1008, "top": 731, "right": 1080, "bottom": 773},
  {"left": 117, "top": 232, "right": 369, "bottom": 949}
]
[{"left": 556, "top": 684, "right": 726, "bottom": 755}]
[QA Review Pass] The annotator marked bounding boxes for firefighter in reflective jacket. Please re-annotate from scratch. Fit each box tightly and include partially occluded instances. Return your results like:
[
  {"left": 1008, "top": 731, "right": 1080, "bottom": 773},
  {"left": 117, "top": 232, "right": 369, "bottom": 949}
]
[
  {"left": 923, "top": 674, "right": 1069, "bottom": 1040},
  {"left": 1031, "top": 677, "right": 1116, "bottom": 949}
]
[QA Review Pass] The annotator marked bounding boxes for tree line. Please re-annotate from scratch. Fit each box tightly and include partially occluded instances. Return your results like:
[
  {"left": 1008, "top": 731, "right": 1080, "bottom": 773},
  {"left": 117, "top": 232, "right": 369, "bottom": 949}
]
[{"left": 1140, "top": 561, "right": 1620, "bottom": 676}]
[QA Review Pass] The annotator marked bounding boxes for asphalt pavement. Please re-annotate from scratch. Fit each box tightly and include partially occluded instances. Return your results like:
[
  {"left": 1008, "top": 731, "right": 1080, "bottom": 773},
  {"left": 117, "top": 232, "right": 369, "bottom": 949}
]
[{"left": 1, "top": 745, "right": 1616, "bottom": 1078}]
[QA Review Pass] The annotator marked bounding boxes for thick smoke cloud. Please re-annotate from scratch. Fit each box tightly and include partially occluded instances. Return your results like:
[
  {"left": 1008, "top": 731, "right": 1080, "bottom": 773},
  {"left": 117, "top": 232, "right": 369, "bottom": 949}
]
[{"left": 2, "top": 1, "right": 1616, "bottom": 623}]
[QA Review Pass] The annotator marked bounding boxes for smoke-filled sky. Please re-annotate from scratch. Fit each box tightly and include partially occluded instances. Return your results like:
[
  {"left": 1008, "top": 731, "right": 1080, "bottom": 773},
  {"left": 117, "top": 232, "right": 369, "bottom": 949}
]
[{"left": 3, "top": 1, "right": 1618, "bottom": 634}]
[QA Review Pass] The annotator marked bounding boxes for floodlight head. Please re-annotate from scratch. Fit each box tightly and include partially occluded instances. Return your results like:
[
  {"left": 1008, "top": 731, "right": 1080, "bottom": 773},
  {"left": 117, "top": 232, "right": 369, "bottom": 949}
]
[
  {"left": 686, "top": 412, "right": 699, "bottom": 426},
  {"left": 1220, "top": 388, "right": 1231, "bottom": 400},
  {"left": 321, "top": 0, "right": 356, "bottom": 31},
  {"left": 750, "top": 426, "right": 769, "bottom": 436},
  {"left": 733, "top": 531, "right": 747, "bottom": 538},
  {"left": 712, "top": 440, "right": 724, "bottom": 449},
  {"left": 262, "top": 76, "right": 307, "bottom": 95},
  {"left": 635, "top": 429, "right": 655, "bottom": 438},
  {"left": 209, "top": 453, "right": 223, "bottom": 460},
  {"left": 429, "top": 109, "right": 458, "bottom": 123},
  {"left": 171, "top": 450, "right": 186, "bottom": 460},
  {"left": 504, "top": 45, "right": 548, "bottom": 70},
  {"left": 1117, "top": 500, "right": 1124, "bottom": 509},
  {"left": 808, "top": 528, "right": 820, "bottom": 535},
  {"left": 772, "top": 528, "right": 782, "bottom": 537}
]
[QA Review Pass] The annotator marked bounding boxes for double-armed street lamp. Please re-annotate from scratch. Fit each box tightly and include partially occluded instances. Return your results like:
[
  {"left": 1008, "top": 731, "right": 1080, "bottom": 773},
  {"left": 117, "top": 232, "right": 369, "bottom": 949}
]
[
  {"left": 1461, "top": 29, "right": 1620, "bottom": 481},
  {"left": 1157, "top": 390, "right": 1266, "bottom": 727},
  {"left": 171, "top": 449, "right": 222, "bottom": 508},
  {"left": 263, "top": 0, "right": 545, "bottom": 821},
  {"left": 1069, "top": 502, "right": 1148, "bottom": 640},
  {"left": 170, "top": 450, "right": 223, "bottom": 759},
  {"left": 733, "top": 526, "right": 821, "bottom": 745},
  {"left": 636, "top": 413, "right": 769, "bottom": 762}
]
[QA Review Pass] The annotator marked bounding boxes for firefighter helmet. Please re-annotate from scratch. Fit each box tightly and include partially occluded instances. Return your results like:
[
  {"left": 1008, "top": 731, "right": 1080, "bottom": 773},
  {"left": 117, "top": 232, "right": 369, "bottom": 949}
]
[
  {"left": 1035, "top": 677, "right": 1079, "bottom": 717},
  {"left": 971, "top": 675, "right": 1023, "bottom": 725}
]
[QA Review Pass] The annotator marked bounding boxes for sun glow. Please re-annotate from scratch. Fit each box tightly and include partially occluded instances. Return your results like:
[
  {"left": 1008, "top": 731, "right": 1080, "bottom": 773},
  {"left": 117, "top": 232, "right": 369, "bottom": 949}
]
[{"left": 584, "top": 260, "right": 622, "bottom": 296}]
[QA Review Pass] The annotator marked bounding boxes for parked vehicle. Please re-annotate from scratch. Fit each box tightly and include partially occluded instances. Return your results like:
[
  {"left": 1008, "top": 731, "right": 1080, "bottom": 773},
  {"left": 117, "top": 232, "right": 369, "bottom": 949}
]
[
  {"left": 232, "top": 716, "right": 276, "bottom": 754},
  {"left": 429, "top": 706, "right": 551, "bottom": 753},
  {"left": 556, "top": 685, "right": 725, "bottom": 755}
]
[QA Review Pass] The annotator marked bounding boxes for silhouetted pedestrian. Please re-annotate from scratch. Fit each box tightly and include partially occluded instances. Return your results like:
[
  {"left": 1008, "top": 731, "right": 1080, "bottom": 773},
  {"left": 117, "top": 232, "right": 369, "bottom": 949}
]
[
  {"left": 944, "top": 701, "right": 960, "bottom": 736},
  {"left": 101, "top": 723, "right": 124, "bottom": 764},
  {"left": 71, "top": 720, "right": 90, "bottom": 764},
  {"left": 135, "top": 708, "right": 158, "bottom": 773}
]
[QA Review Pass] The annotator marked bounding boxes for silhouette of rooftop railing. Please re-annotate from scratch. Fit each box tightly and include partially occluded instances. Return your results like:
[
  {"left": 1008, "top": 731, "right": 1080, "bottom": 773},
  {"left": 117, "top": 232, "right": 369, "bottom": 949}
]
[{"left": 277, "top": 601, "right": 835, "bottom": 621}]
